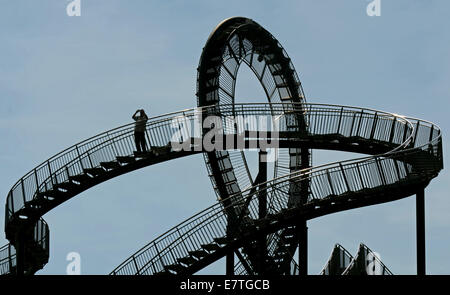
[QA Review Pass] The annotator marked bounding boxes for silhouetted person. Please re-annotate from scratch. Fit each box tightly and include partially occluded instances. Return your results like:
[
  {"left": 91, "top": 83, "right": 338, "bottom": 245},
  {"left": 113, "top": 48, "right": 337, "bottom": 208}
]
[{"left": 132, "top": 109, "right": 148, "bottom": 153}]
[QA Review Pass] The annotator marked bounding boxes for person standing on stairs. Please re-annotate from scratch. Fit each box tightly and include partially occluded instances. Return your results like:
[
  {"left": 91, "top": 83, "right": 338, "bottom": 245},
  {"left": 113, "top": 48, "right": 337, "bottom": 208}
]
[{"left": 132, "top": 109, "right": 149, "bottom": 153}]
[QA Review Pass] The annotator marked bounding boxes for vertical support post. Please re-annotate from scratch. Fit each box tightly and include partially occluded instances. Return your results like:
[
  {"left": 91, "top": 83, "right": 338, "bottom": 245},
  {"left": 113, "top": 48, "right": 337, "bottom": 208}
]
[
  {"left": 298, "top": 148, "right": 310, "bottom": 276},
  {"left": 258, "top": 150, "right": 267, "bottom": 220},
  {"left": 298, "top": 219, "right": 308, "bottom": 276},
  {"left": 226, "top": 251, "right": 234, "bottom": 275},
  {"left": 257, "top": 150, "right": 267, "bottom": 274},
  {"left": 15, "top": 232, "right": 25, "bottom": 276},
  {"left": 416, "top": 188, "right": 426, "bottom": 275}
]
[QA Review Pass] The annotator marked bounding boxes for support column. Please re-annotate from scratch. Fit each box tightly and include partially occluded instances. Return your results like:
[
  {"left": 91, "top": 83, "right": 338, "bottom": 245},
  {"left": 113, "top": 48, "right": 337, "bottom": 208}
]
[
  {"left": 416, "top": 189, "right": 426, "bottom": 275},
  {"left": 226, "top": 251, "right": 234, "bottom": 275},
  {"left": 298, "top": 148, "right": 310, "bottom": 276},
  {"left": 15, "top": 232, "right": 25, "bottom": 276},
  {"left": 257, "top": 150, "right": 267, "bottom": 274},
  {"left": 298, "top": 219, "right": 308, "bottom": 276}
]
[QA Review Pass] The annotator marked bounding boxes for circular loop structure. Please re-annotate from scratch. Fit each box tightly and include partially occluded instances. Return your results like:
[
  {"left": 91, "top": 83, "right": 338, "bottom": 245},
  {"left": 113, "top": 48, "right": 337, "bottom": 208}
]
[
  {"left": 197, "top": 17, "right": 310, "bottom": 201},
  {"left": 0, "top": 17, "right": 444, "bottom": 276}
]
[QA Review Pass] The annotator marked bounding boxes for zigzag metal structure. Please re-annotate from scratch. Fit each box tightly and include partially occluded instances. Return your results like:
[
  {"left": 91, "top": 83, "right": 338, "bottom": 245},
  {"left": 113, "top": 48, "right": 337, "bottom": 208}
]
[
  {"left": 0, "top": 17, "right": 444, "bottom": 275},
  {"left": 320, "top": 243, "right": 393, "bottom": 275}
]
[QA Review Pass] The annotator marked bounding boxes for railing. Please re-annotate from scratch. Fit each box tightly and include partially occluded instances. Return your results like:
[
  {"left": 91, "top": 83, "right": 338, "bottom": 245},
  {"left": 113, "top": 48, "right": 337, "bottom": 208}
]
[
  {"left": 111, "top": 105, "right": 442, "bottom": 275},
  {"left": 3, "top": 102, "right": 442, "bottom": 275},
  {"left": 320, "top": 244, "right": 354, "bottom": 275},
  {"left": 0, "top": 244, "right": 15, "bottom": 275},
  {"left": 5, "top": 103, "right": 415, "bottom": 230},
  {"left": 0, "top": 219, "right": 49, "bottom": 275}
]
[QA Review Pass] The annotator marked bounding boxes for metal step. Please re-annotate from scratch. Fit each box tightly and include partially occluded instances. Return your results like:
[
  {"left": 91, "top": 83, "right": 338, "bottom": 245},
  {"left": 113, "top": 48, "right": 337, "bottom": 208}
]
[
  {"left": 201, "top": 243, "right": 221, "bottom": 252},
  {"left": 213, "top": 237, "right": 232, "bottom": 245},
  {"left": 27, "top": 197, "right": 49, "bottom": 208},
  {"left": 35, "top": 189, "right": 63, "bottom": 200},
  {"left": 69, "top": 174, "right": 92, "bottom": 184},
  {"left": 188, "top": 250, "right": 208, "bottom": 259},
  {"left": 83, "top": 167, "right": 105, "bottom": 176},
  {"left": 164, "top": 263, "right": 186, "bottom": 274},
  {"left": 116, "top": 156, "right": 136, "bottom": 164},
  {"left": 177, "top": 256, "right": 197, "bottom": 266},
  {"left": 54, "top": 182, "right": 78, "bottom": 192},
  {"left": 100, "top": 161, "right": 121, "bottom": 170}
]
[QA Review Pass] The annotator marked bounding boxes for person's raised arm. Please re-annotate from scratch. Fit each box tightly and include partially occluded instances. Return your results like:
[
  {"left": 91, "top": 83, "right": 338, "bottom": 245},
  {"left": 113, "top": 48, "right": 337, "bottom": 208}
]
[{"left": 132, "top": 109, "right": 140, "bottom": 121}]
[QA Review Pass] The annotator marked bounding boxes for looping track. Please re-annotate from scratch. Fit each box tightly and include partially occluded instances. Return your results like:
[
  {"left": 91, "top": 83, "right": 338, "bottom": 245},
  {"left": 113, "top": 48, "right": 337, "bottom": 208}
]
[{"left": 0, "top": 17, "right": 443, "bottom": 275}]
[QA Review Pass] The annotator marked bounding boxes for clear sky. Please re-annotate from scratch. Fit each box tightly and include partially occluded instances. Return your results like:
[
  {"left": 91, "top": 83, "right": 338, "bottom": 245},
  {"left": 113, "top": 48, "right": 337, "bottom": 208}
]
[{"left": 1, "top": 0, "right": 449, "bottom": 275}]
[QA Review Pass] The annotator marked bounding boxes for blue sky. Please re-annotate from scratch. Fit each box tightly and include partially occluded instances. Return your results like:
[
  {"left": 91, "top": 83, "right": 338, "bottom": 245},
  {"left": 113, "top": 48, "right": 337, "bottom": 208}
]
[{"left": 1, "top": 0, "right": 449, "bottom": 274}]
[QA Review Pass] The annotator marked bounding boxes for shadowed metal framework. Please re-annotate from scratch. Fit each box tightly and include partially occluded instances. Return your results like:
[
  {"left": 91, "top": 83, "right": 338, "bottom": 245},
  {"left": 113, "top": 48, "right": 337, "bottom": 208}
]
[
  {"left": 0, "top": 17, "right": 444, "bottom": 276},
  {"left": 196, "top": 17, "right": 311, "bottom": 275},
  {"left": 320, "top": 243, "right": 393, "bottom": 275}
]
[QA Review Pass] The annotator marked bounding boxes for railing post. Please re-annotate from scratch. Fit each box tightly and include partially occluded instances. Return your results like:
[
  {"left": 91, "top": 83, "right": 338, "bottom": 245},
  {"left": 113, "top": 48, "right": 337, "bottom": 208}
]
[
  {"left": 154, "top": 243, "right": 165, "bottom": 272},
  {"left": 132, "top": 256, "right": 140, "bottom": 275},
  {"left": 47, "top": 161, "right": 55, "bottom": 187},
  {"left": 65, "top": 166, "right": 70, "bottom": 182},
  {"left": 75, "top": 146, "right": 84, "bottom": 170},
  {"left": 374, "top": 157, "right": 387, "bottom": 186},
  {"left": 369, "top": 112, "right": 378, "bottom": 140},
  {"left": 402, "top": 122, "right": 409, "bottom": 143},
  {"left": 21, "top": 179, "right": 26, "bottom": 205},
  {"left": 393, "top": 159, "right": 401, "bottom": 181},
  {"left": 355, "top": 110, "right": 364, "bottom": 137},
  {"left": 349, "top": 112, "right": 356, "bottom": 137},
  {"left": 428, "top": 125, "right": 434, "bottom": 153},
  {"left": 176, "top": 228, "right": 190, "bottom": 255},
  {"left": 356, "top": 163, "right": 365, "bottom": 189},
  {"left": 389, "top": 117, "right": 397, "bottom": 143},
  {"left": 326, "top": 169, "right": 336, "bottom": 196},
  {"left": 87, "top": 152, "right": 94, "bottom": 169},
  {"left": 336, "top": 107, "right": 343, "bottom": 134},
  {"left": 412, "top": 121, "right": 420, "bottom": 147},
  {"left": 34, "top": 169, "right": 39, "bottom": 192},
  {"left": 339, "top": 163, "right": 350, "bottom": 192}
]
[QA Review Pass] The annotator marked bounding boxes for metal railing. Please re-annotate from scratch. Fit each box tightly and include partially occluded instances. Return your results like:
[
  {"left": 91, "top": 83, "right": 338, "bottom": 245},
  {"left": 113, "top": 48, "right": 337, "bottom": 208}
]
[
  {"left": 0, "top": 244, "right": 15, "bottom": 275},
  {"left": 3, "top": 102, "right": 442, "bottom": 275},
  {"left": 111, "top": 106, "right": 442, "bottom": 275},
  {"left": 320, "top": 244, "right": 354, "bottom": 275},
  {"left": 4, "top": 102, "right": 415, "bottom": 229}
]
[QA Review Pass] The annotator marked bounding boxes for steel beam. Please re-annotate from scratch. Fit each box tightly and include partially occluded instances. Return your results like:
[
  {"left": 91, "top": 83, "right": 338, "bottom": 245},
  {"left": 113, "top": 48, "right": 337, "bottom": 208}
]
[
  {"left": 416, "top": 189, "right": 426, "bottom": 275},
  {"left": 257, "top": 150, "right": 267, "bottom": 274}
]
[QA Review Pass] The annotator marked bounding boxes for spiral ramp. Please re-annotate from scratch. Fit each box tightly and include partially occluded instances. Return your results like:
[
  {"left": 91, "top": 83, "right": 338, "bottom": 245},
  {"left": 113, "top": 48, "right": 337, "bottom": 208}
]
[{"left": 1, "top": 17, "right": 444, "bottom": 275}]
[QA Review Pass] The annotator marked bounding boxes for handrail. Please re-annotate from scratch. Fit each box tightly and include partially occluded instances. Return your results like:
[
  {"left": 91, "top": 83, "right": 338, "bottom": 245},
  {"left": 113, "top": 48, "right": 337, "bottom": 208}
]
[
  {"left": 110, "top": 106, "right": 442, "bottom": 275},
  {"left": 2, "top": 102, "right": 442, "bottom": 275}
]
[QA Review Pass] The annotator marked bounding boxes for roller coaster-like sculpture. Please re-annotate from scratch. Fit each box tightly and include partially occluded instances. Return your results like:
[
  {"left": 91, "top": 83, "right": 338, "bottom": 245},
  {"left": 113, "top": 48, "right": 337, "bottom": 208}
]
[{"left": 0, "top": 17, "right": 443, "bottom": 276}]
